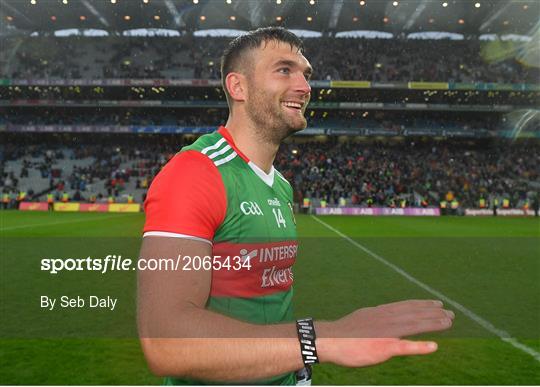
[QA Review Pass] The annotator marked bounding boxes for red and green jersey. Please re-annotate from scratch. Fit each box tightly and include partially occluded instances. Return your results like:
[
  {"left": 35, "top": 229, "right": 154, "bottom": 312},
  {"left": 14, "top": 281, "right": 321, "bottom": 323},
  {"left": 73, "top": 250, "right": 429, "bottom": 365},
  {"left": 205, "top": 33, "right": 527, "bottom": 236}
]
[{"left": 143, "top": 126, "right": 298, "bottom": 385}]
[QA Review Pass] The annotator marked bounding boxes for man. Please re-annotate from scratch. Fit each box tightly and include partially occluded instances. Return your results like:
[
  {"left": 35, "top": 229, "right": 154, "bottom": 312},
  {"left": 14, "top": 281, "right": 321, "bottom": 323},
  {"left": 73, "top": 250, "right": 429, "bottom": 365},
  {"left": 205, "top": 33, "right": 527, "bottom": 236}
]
[
  {"left": 2, "top": 191, "right": 11, "bottom": 210},
  {"left": 47, "top": 192, "right": 54, "bottom": 211},
  {"left": 138, "top": 27, "right": 454, "bottom": 385}
]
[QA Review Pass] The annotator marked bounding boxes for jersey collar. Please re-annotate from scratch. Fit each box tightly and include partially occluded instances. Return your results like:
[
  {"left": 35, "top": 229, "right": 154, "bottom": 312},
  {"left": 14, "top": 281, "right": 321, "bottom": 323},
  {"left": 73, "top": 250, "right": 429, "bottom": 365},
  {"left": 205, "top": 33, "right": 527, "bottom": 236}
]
[
  {"left": 218, "top": 126, "right": 250, "bottom": 162},
  {"left": 217, "top": 126, "right": 275, "bottom": 187}
]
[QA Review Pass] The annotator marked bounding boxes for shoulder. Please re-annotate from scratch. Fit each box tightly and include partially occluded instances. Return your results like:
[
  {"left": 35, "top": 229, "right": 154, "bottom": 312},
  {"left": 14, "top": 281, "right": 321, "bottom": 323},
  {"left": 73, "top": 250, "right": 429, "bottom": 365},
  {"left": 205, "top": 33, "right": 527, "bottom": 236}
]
[
  {"left": 275, "top": 169, "right": 292, "bottom": 187},
  {"left": 182, "top": 130, "right": 242, "bottom": 170},
  {"left": 181, "top": 131, "right": 226, "bottom": 155},
  {"left": 275, "top": 168, "right": 293, "bottom": 193},
  {"left": 143, "top": 149, "right": 228, "bottom": 240},
  {"left": 158, "top": 149, "right": 217, "bottom": 179},
  {"left": 274, "top": 168, "right": 294, "bottom": 199}
]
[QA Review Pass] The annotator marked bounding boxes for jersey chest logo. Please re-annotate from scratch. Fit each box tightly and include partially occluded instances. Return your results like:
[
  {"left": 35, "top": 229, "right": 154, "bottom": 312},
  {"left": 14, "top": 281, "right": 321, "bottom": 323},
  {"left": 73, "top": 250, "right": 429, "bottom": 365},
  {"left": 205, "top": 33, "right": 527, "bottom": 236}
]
[
  {"left": 240, "top": 201, "right": 263, "bottom": 216},
  {"left": 239, "top": 200, "right": 291, "bottom": 228}
]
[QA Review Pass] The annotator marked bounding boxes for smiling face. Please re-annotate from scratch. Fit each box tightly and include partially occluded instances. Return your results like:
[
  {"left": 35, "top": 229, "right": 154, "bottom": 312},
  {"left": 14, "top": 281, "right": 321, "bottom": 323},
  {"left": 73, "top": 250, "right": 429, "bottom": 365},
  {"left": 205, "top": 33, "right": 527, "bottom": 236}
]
[{"left": 242, "top": 40, "right": 312, "bottom": 144}]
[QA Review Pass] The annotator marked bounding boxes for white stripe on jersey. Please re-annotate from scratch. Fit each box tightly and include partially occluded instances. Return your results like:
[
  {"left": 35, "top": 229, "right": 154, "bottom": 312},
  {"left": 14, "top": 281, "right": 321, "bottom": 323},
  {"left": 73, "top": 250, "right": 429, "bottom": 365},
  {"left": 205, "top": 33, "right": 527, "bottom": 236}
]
[
  {"left": 208, "top": 144, "right": 232, "bottom": 160},
  {"left": 201, "top": 137, "right": 226, "bottom": 155},
  {"left": 143, "top": 231, "right": 212, "bottom": 245},
  {"left": 214, "top": 151, "right": 237, "bottom": 166}
]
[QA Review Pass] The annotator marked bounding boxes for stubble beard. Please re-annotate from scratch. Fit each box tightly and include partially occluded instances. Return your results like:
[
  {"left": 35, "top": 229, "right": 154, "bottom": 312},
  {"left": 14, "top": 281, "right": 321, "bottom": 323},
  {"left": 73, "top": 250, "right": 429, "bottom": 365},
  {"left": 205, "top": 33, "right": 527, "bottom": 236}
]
[{"left": 245, "top": 86, "right": 307, "bottom": 146}]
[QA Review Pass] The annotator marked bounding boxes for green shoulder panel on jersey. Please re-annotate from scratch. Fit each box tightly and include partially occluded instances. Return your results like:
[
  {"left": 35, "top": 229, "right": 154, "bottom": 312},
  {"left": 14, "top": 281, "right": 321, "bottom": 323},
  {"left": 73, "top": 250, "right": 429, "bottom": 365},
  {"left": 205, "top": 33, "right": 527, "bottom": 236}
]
[{"left": 180, "top": 131, "right": 238, "bottom": 166}]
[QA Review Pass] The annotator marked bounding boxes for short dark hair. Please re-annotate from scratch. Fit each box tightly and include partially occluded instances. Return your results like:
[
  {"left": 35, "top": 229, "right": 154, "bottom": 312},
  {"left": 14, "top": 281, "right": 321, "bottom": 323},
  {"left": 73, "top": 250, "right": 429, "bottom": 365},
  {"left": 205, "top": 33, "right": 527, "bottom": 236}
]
[{"left": 220, "top": 27, "right": 304, "bottom": 105}]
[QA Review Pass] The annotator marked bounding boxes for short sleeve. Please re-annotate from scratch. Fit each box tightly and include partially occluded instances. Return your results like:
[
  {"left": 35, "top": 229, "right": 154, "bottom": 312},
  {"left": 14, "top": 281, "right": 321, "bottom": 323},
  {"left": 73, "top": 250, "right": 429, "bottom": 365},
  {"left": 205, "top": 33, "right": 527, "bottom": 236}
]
[{"left": 143, "top": 150, "right": 227, "bottom": 242}]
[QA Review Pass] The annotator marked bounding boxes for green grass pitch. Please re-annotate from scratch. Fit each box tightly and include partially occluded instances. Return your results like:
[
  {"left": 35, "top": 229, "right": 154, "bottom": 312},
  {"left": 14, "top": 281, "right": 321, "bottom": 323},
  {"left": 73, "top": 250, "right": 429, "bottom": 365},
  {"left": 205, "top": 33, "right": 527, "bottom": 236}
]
[{"left": 1, "top": 211, "right": 539, "bottom": 384}]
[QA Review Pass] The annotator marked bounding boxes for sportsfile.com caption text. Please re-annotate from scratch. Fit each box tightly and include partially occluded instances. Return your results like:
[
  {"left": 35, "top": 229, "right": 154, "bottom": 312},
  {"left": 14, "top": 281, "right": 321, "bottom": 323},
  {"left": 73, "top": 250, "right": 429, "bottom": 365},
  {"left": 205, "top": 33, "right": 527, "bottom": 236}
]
[{"left": 40, "top": 255, "right": 252, "bottom": 274}]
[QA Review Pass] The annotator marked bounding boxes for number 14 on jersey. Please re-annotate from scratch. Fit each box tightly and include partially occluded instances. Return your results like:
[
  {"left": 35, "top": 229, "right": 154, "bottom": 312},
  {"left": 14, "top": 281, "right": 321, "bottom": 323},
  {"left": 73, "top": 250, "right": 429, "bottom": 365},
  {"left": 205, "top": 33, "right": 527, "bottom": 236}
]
[{"left": 272, "top": 208, "right": 287, "bottom": 228}]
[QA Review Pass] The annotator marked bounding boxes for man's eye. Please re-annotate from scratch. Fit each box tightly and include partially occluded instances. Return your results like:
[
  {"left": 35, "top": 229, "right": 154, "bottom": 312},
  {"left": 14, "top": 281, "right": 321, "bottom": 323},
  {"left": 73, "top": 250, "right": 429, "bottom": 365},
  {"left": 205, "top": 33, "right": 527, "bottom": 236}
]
[{"left": 278, "top": 68, "right": 290, "bottom": 74}]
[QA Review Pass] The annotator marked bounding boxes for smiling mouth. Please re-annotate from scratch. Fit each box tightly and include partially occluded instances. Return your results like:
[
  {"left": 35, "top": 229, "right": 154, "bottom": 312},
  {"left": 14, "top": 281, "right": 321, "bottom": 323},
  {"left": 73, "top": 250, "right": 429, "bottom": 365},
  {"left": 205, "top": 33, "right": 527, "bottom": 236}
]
[{"left": 281, "top": 101, "right": 304, "bottom": 112}]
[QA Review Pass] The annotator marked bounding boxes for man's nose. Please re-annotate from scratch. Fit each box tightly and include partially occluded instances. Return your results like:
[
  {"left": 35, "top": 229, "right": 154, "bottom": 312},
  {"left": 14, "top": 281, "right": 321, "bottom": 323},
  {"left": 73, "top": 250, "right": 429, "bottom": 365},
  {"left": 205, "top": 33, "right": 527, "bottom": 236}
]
[{"left": 295, "top": 74, "right": 311, "bottom": 96}]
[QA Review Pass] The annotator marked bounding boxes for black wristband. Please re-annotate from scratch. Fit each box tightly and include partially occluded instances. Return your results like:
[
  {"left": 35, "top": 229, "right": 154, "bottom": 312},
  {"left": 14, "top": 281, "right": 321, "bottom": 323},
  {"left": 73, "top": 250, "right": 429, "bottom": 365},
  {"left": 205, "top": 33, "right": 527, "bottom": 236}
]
[{"left": 296, "top": 318, "right": 319, "bottom": 365}]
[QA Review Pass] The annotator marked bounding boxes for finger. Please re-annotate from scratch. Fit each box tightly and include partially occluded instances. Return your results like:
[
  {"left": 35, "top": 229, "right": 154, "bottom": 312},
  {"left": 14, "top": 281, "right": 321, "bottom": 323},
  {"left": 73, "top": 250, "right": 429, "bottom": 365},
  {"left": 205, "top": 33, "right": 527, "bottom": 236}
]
[
  {"left": 389, "top": 316, "right": 453, "bottom": 337},
  {"left": 377, "top": 300, "right": 444, "bottom": 313},
  {"left": 390, "top": 340, "right": 438, "bottom": 357},
  {"left": 395, "top": 308, "right": 455, "bottom": 322}
]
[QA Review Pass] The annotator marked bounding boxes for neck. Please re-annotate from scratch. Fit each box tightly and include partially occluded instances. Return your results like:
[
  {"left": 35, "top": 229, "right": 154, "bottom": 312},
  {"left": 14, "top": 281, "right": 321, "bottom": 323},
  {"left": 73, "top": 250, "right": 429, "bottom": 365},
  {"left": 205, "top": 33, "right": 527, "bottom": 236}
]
[{"left": 224, "top": 113, "right": 280, "bottom": 174}]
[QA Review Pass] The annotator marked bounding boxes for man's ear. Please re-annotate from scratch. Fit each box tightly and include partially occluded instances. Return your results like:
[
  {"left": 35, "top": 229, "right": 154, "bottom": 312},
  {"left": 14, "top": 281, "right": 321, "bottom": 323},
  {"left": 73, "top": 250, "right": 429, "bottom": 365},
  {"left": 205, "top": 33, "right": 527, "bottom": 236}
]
[{"left": 225, "top": 72, "right": 247, "bottom": 102}]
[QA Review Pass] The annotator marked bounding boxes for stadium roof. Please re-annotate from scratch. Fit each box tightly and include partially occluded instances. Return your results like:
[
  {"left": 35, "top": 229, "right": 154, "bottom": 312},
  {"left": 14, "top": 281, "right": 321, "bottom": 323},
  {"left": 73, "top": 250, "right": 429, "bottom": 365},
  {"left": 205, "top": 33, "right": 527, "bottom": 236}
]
[{"left": 1, "top": 0, "right": 538, "bottom": 37}]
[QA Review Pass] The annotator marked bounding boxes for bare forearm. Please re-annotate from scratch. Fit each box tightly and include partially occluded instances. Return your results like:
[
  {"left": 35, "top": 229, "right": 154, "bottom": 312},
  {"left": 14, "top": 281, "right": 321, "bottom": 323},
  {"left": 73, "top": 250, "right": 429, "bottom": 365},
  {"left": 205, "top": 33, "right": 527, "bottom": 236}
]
[
  {"left": 145, "top": 337, "right": 302, "bottom": 382},
  {"left": 140, "top": 305, "right": 305, "bottom": 382}
]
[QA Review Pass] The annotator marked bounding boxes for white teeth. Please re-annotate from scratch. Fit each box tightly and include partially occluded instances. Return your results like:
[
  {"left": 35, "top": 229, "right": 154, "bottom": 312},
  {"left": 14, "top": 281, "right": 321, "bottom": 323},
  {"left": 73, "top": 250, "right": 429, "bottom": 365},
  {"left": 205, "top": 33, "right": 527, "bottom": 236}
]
[{"left": 282, "top": 102, "right": 303, "bottom": 109}]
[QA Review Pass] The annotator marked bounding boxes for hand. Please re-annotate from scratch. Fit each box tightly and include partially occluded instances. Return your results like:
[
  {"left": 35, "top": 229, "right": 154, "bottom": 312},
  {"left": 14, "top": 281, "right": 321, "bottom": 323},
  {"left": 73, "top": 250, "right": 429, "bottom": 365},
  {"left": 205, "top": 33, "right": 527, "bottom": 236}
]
[
  {"left": 316, "top": 299, "right": 454, "bottom": 367},
  {"left": 335, "top": 299, "right": 454, "bottom": 338},
  {"left": 318, "top": 338, "right": 438, "bottom": 367}
]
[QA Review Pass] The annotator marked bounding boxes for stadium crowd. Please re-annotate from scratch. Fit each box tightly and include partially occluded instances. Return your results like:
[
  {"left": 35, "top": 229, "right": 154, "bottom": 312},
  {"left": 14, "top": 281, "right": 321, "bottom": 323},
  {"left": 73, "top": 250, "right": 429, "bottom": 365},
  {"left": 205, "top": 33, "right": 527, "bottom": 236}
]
[
  {"left": 276, "top": 138, "right": 539, "bottom": 209},
  {"left": 2, "top": 133, "right": 538, "bottom": 211},
  {"left": 1, "top": 108, "right": 512, "bottom": 136},
  {"left": 2, "top": 108, "right": 227, "bottom": 127},
  {"left": 1, "top": 134, "right": 180, "bottom": 205},
  {"left": 2, "top": 33, "right": 538, "bottom": 212},
  {"left": 2, "top": 86, "right": 537, "bottom": 108},
  {"left": 3, "top": 36, "right": 538, "bottom": 83}
]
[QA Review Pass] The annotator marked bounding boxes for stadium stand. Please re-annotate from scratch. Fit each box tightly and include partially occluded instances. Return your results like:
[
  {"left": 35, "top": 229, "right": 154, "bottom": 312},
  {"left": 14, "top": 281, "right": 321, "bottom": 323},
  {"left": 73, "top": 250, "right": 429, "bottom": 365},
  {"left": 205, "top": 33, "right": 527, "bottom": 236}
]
[
  {"left": 1, "top": 1, "right": 538, "bottom": 215},
  {"left": 2, "top": 36, "right": 538, "bottom": 83},
  {"left": 2, "top": 132, "right": 538, "bottom": 211}
]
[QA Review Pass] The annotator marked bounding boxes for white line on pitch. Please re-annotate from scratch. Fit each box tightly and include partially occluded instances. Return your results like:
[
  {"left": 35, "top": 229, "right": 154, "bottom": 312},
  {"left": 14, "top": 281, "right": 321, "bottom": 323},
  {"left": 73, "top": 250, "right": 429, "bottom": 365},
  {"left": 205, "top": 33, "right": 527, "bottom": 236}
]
[
  {"left": 1, "top": 213, "right": 138, "bottom": 231},
  {"left": 310, "top": 215, "right": 540, "bottom": 363}
]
